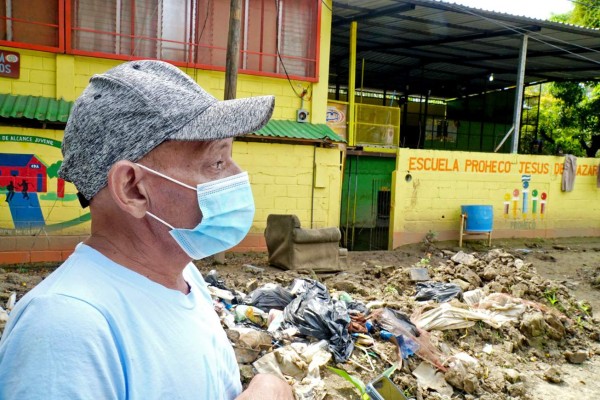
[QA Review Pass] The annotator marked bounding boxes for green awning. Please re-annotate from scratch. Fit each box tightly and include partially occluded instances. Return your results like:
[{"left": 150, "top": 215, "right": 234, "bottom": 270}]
[
  {"left": 253, "top": 119, "right": 345, "bottom": 143},
  {"left": 0, "top": 93, "right": 73, "bottom": 123}
]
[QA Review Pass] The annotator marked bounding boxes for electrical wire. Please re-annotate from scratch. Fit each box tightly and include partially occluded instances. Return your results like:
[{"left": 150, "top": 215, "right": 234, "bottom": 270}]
[
  {"left": 129, "top": 1, "right": 160, "bottom": 60},
  {"left": 274, "top": 0, "right": 305, "bottom": 98},
  {"left": 321, "top": 0, "right": 333, "bottom": 13},
  {"left": 189, "top": 0, "right": 210, "bottom": 76},
  {"left": 198, "top": 0, "right": 210, "bottom": 43},
  {"left": 452, "top": 3, "right": 600, "bottom": 67},
  {"left": 454, "top": 3, "right": 600, "bottom": 56}
]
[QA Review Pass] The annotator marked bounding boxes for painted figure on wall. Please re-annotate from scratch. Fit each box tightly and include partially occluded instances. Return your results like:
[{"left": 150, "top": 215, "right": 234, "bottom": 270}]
[
  {"left": 17, "top": 179, "right": 29, "bottom": 200},
  {"left": 4, "top": 181, "right": 14, "bottom": 202}
]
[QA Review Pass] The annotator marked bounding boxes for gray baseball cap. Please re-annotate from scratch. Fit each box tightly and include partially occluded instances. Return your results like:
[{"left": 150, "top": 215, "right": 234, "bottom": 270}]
[{"left": 58, "top": 60, "right": 274, "bottom": 205}]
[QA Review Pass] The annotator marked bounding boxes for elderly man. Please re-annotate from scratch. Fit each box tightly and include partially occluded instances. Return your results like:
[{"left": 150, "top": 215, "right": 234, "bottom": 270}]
[{"left": 0, "top": 60, "right": 293, "bottom": 399}]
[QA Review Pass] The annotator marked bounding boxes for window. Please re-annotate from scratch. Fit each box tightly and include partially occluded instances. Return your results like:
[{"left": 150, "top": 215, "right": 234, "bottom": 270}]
[
  {"left": 0, "top": 0, "right": 63, "bottom": 51},
  {"left": 70, "top": 0, "right": 191, "bottom": 60},
  {"left": 69, "top": 0, "right": 319, "bottom": 79},
  {"left": 241, "top": 0, "right": 317, "bottom": 78}
]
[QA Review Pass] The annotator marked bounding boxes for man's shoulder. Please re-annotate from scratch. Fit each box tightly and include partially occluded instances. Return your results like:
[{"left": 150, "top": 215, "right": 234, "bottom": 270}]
[
  {"left": 9, "top": 244, "right": 125, "bottom": 322},
  {"left": 29, "top": 243, "right": 114, "bottom": 296}
]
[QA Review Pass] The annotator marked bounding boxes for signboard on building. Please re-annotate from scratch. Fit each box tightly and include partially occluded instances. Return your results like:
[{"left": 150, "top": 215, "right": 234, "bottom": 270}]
[
  {"left": 0, "top": 50, "right": 20, "bottom": 79},
  {"left": 326, "top": 101, "right": 347, "bottom": 141}
]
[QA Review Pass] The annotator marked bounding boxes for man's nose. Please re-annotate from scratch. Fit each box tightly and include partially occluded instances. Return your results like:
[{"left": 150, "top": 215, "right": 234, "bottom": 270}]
[{"left": 228, "top": 160, "right": 243, "bottom": 175}]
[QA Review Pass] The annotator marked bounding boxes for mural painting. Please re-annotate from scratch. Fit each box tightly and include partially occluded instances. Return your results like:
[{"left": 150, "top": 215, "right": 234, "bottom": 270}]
[
  {"left": 0, "top": 132, "right": 90, "bottom": 235},
  {"left": 503, "top": 174, "right": 548, "bottom": 230}
]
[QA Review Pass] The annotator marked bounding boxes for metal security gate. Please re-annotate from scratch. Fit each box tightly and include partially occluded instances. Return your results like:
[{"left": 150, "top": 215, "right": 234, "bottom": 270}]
[{"left": 340, "top": 155, "right": 394, "bottom": 251}]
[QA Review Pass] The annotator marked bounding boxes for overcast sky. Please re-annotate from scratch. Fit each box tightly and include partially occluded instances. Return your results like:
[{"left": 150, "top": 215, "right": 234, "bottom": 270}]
[{"left": 447, "top": 0, "right": 574, "bottom": 20}]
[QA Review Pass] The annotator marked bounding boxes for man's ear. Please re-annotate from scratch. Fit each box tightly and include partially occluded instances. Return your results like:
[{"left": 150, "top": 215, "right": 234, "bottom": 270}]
[{"left": 106, "top": 160, "right": 149, "bottom": 218}]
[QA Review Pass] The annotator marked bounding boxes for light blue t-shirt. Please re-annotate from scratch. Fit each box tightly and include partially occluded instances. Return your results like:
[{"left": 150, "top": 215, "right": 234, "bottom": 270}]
[{"left": 0, "top": 243, "right": 242, "bottom": 399}]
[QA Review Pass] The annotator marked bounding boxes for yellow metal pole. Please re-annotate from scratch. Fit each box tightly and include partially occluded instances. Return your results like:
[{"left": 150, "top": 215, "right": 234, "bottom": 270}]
[
  {"left": 360, "top": 58, "right": 365, "bottom": 103},
  {"left": 348, "top": 21, "right": 357, "bottom": 147}
]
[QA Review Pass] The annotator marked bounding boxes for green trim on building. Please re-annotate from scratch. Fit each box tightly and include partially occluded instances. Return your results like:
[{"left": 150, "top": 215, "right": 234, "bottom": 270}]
[
  {"left": 0, "top": 93, "right": 73, "bottom": 123},
  {"left": 254, "top": 119, "right": 345, "bottom": 142}
]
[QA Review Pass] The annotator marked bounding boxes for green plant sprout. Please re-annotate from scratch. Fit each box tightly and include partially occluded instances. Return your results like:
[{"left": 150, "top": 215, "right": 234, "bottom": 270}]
[
  {"left": 415, "top": 253, "right": 431, "bottom": 267},
  {"left": 326, "top": 366, "right": 370, "bottom": 400},
  {"left": 326, "top": 364, "right": 399, "bottom": 400},
  {"left": 424, "top": 230, "right": 438, "bottom": 243},
  {"left": 544, "top": 288, "right": 559, "bottom": 306},
  {"left": 577, "top": 301, "right": 591, "bottom": 316}
]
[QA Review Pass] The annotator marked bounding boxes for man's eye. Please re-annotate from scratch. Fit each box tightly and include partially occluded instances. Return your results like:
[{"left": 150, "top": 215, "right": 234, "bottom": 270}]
[{"left": 215, "top": 161, "right": 224, "bottom": 169}]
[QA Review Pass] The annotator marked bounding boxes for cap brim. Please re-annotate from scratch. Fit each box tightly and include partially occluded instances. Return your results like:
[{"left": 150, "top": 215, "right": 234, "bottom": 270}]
[{"left": 169, "top": 95, "right": 275, "bottom": 141}]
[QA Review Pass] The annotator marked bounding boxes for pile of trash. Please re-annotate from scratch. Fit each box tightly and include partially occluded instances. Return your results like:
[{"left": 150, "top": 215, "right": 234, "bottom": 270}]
[{"left": 201, "top": 249, "right": 600, "bottom": 400}]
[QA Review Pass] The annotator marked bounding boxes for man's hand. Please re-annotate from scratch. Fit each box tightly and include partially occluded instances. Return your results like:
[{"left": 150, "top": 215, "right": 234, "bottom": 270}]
[{"left": 235, "top": 374, "right": 294, "bottom": 400}]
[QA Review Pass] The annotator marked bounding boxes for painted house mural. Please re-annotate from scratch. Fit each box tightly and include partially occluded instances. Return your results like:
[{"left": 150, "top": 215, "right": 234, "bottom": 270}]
[
  {"left": 1, "top": 153, "right": 48, "bottom": 229},
  {"left": 0, "top": 131, "right": 90, "bottom": 236}
]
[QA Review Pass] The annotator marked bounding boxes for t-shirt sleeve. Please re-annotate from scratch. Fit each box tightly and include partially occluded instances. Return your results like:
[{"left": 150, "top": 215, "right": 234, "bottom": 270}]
[{"left": 0, "top": 294, "right": 125, "bottom": 400}]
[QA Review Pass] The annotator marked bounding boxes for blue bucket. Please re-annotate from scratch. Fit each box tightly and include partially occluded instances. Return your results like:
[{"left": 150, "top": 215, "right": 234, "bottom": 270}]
[{"left": 461, "top": 205, "right": 493, "bottom": 233}]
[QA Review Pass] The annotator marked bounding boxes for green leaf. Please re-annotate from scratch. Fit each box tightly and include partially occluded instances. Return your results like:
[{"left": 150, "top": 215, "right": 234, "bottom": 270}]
[
  {"left": 326, "top": 366, "right": 366, "bottom": 395},
  {"left": 382, "top": 363, "right": 399, "bottom": 378}
]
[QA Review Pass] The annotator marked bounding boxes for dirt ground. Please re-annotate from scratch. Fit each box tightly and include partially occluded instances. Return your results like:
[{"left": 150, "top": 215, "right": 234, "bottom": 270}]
[{"left": 1, "top": 236, "right": 600, "bottom": 399}]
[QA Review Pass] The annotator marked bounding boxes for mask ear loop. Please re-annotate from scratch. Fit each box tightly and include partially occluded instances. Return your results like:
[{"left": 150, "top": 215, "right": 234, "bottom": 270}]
[
  {"left": 137, "top": 163, "right": 196, "bottom": 191},
  {"left": 146, "top": 211, "right": 176, "bottom": 230},
  {"left": 136, "top": 163, "right": 192, "bottom": 230}
]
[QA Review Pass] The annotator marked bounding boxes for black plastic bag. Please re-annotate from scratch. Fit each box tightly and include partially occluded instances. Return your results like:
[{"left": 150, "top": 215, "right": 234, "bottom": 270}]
[
  {"left": 244, "top": 284, "right": 295, "bottom": 312},
  {"left": 415, "top": 282, "right": 462, "bottom": 303},
  {"left": 282, "top": 279, "right": 354, "bottom": 363},
  {"left": 287, "top": 278, "right": 329, "bottom": 300},
  {"left": 204, "top": 270, "right": 243, "bottom": 304},
  {"left": 204, "top": 270, "right": 228, "bottom": 290}
]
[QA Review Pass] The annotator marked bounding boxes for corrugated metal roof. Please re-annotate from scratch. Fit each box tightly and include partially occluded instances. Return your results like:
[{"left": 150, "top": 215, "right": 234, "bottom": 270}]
[
  {"left": 331, "top": 0, "right": 600, "bottom": 99},
  {"left": 253, "top": 119, "right": 346, "bottom": 142},
  {"left": 0, "top": 93, "right": 73, "bottom": 123}
]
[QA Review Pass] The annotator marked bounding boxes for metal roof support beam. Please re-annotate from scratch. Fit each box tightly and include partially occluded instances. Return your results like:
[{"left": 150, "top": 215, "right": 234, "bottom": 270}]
[
  {"left": 511, "top": 35, "right": 528, "bottom": 154},
  {"left": 381, "top": 26, "right": 541, "bottom": 51},
  {"left": 348, "top": 21, "right": 357, "bottom": 147},
  {"left": 332, "top": 3, "right": 415, "bottom": 27}
]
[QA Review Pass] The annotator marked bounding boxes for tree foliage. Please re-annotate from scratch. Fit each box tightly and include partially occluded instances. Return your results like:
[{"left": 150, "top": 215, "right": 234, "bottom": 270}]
[
  {"left": 536, "top": 1, "right": 600, "bottom": 157},
  {"left": 46, "top": 160, "right": 62, "bottom": 178}
]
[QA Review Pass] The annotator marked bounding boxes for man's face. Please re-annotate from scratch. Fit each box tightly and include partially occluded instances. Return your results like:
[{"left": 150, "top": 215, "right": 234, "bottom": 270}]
[{"left": 141, "top": 138, "right": 242, "bottom": 230}]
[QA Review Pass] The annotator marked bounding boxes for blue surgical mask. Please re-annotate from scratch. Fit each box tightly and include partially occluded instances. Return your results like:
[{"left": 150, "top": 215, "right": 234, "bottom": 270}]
[{"left": 137, "top": 163, "right": 255, "bottom": 260}]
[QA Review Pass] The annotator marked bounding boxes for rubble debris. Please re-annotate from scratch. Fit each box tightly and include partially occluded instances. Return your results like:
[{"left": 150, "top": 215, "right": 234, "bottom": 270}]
[
  {"left": 451, "top": 251, "right": 477, "bottom": 266},
  {"left": 5, "top": 241, "right": 600, "bottom": 400},
  {"left": 0, "top": 307, "right": 8, "bottom": 323},
  {"left": 520, "top": 312, "right": 546, "bottom": 337},
  {"left": 254, "top": 340, "right": 331, "bottom": 400},
  {"left": 412, "top": 361, "right": 453, "bottom": 397},
  {"left": 564, "top": 350, "right": 588, "bottom": 364},
  {"left": 243, "top": 264, "right": 265, "bottom": 273},
  {"left": 543, "top": 366, "right": 563, "bottom": 383},
  {"left": 370, "top": 308, "right": 447, "bottom": 371},
  {"left": 410, "top": 268, "right": 430, "bottom": 281},
  {"left": 226, "top": 327, "right": 272, "bottom": 363},
  {"left": 503, "top": 368, "right": 521, "bottom": 384}
]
